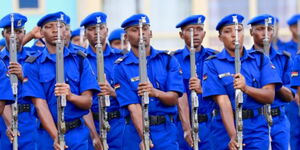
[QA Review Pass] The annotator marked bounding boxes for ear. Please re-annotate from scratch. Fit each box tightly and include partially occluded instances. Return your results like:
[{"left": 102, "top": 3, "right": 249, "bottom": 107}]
[
  {"left": 218, "top": 33, "right": 223, "bottom": 42},
  {"left": 150, "top": 30, "right": 152, "bottom": 38},
  {"left": 249, "top": 28, "right": 253, "bottom": 36},
  {"left": 179, "top": 31, "right": 184, "bottom": 39},
  {"left": 1, "top": 30, "right": 4, "bottom": 38},
  {"left": 203, "top": 31, "right": 206, "bottom": 39}
]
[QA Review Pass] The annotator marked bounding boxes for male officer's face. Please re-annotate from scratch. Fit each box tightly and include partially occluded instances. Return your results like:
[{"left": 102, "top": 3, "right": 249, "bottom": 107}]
[
  {"left": 125, "top": 24, "right": 152, "bottom": 49},
  {"left": 289, "top": 24, "right": 298, "bottom": 38},
  {"left": 71, "top": 36, "right": 81, "bottom": 46},
  {"left": 219, "top": 24, "right": 244, "bottom": 51},
  {"left": 110, "top": 39, "right": 128, "bottom": 50},
  {"left": 180, "top": 24, "right": 206, "bottom": 49},
  {"left": 41, "top": 21, "right": 67, "bottom": 46},
  {"left": 2, "top": 27, "right": 25, "bottom": 51},
  {"left": 250, "top": 24, "right": 274, "bottom": 47},
  {"left": 85, "top": 24, "right": 108, "bottom": 47}
]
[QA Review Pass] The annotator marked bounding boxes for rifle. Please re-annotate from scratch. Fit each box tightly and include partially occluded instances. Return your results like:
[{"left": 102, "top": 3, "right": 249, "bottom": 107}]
[
  {"left": 232, "top": 15, "right": 243, "bottom": 150},
  {"left": 79, "top": 27, "right": 85, "bottom": 47},
  {"left": 95, "top": 17, "right": 110, "bottom": 150},
  {"left": 9, "top": 13, "right": 19, "bottom": 150},
  {"left": 56, "top": 14, "right": 66, "bottom": 150},
  {"left": 272, "top": 19, "right": 279, "bottom": 50},
  {"left": 189, "top": 28, "right": 199, "bottom": 150},
  {"left": 139, "top": 17, "right": 150, "bottom": 150}
]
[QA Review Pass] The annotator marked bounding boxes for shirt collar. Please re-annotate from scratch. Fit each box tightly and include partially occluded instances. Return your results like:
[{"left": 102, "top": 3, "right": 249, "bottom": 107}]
[
  {"left": 217, "top": 47, "right": 254, "bottom": 61},
  {"left": 124, "top": 46, "right": 158, "bottom": 64},
  {"left": 40, "top": 47, "right": 71, "bottom": 63},
  {"left": 86, "top": 44, "right": 114, "bottom": 58},
  {"left": 0, "top": 47, "right": 30, "bottom": 61}
]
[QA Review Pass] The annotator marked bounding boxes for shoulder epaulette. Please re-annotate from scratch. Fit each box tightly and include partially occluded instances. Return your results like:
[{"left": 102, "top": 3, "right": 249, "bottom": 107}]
[
  {"left": 77, "top": 50, "right": 87, "bottom": 58},
  {"left": 166, "top": 50, "right": 176, "bottom": 56},
  {"left": 115, "top": 55, "right": 126, "bottom": 64},
  {"left": 25, "top": 55, "right": 38, "bottom": 63},
  {"left": 283, "top": 50, "right": 291, "bottom": 57},
  {"left": 205, "top": 55, "right": 217, "bottom": 60}
]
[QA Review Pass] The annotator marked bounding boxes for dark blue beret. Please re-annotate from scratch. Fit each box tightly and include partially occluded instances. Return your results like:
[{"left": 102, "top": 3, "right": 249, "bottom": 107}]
[
  {"left": 287, "top": 14, "right": 300, "bottom": 26},
  {"left": 80, "top": 12, "right": 107, "bottom": 27},
  {"left": 0, "top": 13, "right": 27, "bottom": 28},
  {"left": 71, "top": 28, "right": 80, "bottom": 38},
  {"left": 108, "top": 28, "right": 125, "bottom": 42},
  {"left": 0, "top": 38, "right": 6, "bottom": 46},
  {"left": 121, "top": 13, "right": 150, "bottom": 28},
  {"left": 216, "top": 14, "right": 244, "bottom": 31},
  {"left": 176, "top": 15, "right": 206, "bottom": 28},
  {"left": 248, "top": 14, "right": 275, "bottom": 26},
  {"left": 37, "top": 11, "right": 70, "bottom": 27}
]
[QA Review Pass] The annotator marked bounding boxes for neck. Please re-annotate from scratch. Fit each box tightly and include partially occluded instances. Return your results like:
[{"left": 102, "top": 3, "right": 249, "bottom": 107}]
[
  {"left": 226, "top": 47, "right": 243, "bottom": 57},
  {"left": 46, "top": 43, "right": 57, "bottom": 54},
  {"left": 254, "top": 44, "right": 264, "bottom": 51},
  {"left": 187, "top": 45, "right": 202, "bottom": 52},
  {"left": 91, "top": 43, "right": 107, "bottom": 53},
  {"left": 132, "top": 45, "right": 151, "bottom": 57}
]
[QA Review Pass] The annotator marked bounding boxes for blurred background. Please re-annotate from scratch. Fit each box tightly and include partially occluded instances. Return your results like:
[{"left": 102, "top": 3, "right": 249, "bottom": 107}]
[{"left": 0, "top": 0, "right": 299, "bottom": 50}]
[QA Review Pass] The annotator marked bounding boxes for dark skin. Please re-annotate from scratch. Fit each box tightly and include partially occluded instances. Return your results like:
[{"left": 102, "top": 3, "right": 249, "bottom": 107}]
[
  {"left": 178, "top": 24, "right": 206, "bottom": 147},
  {"left": 250, "top": 24, "right": 293, "bottom": 102},
  {"left": 215, "top": 24, "right": 276, "bottom": 150},
  {"left": 125, "top": 24, "right": 179, "bottom": 149},
  {"left": 289, "top": 24, "right": 298, "bottom": 42},
  {"left": 2, "top": 27, "right": 26, "bottom": 141},
  {"left": 37, "top": 21, "right": 94, "bottom": 150},
  {"left": 110, "top": 39, "right": 129, "bottom": 50}
]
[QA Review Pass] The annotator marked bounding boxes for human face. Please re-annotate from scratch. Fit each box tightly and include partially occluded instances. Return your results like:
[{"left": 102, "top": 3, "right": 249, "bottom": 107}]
[
  {"left": 250, "top": 24, "right": 274, "bottom": 47},
  {"left": 125, "top": 24, "right": 152, "bottom": 49},
  {"left": 180, "top": 24, "right": 206, "bottom": 49},
  {"left": 110, "top": 39, "right": 128, "bottom": 50},
  {"left": 2, "top": 27, "right": 25, "bottom": 51},
  {"left": 40, "top": 21, "right": 67, "bottom": 46},
  {"left": 219, "top": 24, "right": 244, "bottom": 52},
  {"left": 289, "top": 24, "right": 298, "bottom": 39},
  {"left": 85, "top": 24, "right": 108, "bottom": 47}
]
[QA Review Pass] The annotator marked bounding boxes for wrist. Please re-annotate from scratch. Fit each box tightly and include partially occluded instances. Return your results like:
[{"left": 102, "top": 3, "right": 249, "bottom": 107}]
[{"left": 242, "top": 85, "right": 248, "bottom": 93}]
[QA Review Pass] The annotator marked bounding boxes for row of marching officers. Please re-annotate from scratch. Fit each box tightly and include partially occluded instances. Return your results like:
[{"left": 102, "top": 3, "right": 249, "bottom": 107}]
[{"left": 0, "top": 10, "right": 300, "bottom": 150}]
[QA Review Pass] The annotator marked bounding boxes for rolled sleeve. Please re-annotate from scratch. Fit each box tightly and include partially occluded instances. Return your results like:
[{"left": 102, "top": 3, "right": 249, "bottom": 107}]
[
  {"left": 166, "top": 56, "right": 184, "bottom": 97},
  {"left": 0, "top": 60, "right": 14, "bottom": 104},
  {"left": 79, "top": 58, "right": 100, "bottom": 94},
  {"left": 260, "top": 55, "right": 282, "bottom": 89}
]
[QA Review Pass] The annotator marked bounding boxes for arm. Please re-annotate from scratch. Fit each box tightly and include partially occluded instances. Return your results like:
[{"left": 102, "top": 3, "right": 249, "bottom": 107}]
[
  {"left": 83, "top": 111, "right": 102, "bottom": 150},
  {"left": 278, "top": 86, "right": 294, "bottom": 102},
  {"left": 128, "top": 104, "right": 144, "bottom": 138},
  {"left": 178, "top": 93, "right": 193, "bottom": 146},
  {"left": 22, "top": 26, "right": 42, "bottom": 46},
  {"left": 2, "top": 105, "right": 12, "bottom": 128}
]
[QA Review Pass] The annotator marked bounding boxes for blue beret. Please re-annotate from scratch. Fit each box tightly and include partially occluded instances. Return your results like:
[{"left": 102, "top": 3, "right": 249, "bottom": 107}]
[
  {"left": 0, "top": 39, "right": 6, "bottom": 46},
  {"left": 216, "top": 14, "right": 244, "bottom": 31},
  {"left": 248, "top": 14, "right": 275, "bottom": 26},
  {"left": 71, "top": 28, "right": 80, "bottom": 39},
  {"left": 80, "top": 12, "right": 107, "bottom": 27},
  {"left": 121, "top": 13, "right": 150, "bottom": 28},
  {"left": 287, "top": 14, "right": 300, "bottom": 26},
  {"left": 108, "top": 28, "right": 125, "bottom": 42},
  {"left": 176, "top": 15, "right": 206, "bottom": 28},
  {"left": 37, "top": 11, "right": 70, "bottom": 27},
  {"left": 0, "top": 13, "right": 27, "bottom": 28}
]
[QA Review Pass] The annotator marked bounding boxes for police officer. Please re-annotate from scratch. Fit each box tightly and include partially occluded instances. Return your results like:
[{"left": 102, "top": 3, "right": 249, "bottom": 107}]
[
  {"left": 173, "top": 15, "right": 217, "bottom": 150},
  {"left": 80, "top": 12, "right": 125, "bottom": 150},
  {"left": 22, "top": 11, "right": 100, "bottom": 150},
  {"left": 0, "top": 13, "right": 38, "bottom": 150},
  {"left": 108, "top": 28, "right": 129, "bottom": 53},
  {"left": 248, "top": 14, "right": 294, "bottom": 150},
  {"left": 202, "top": 14, "right": 282, "bottom": 150},
  {"left": 113, "top": 13, "right": 184, "bottom": 150}
]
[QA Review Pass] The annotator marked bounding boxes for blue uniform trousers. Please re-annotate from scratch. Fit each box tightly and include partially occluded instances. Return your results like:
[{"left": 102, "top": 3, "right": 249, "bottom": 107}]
[{"left": 286, "top": 101, "right": 300, "bottom": 150}]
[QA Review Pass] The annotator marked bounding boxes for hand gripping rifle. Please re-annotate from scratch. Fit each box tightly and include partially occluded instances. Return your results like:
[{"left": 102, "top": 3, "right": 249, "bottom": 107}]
[
  {"left": 9, "top": 13, "right": 19, "bottom": 150},
  {"left": 56, "top": 14, "right": 66, "bottom": 150},
  {"left": 95, "top": 17, "right": 110, "bottom": 150},
  {"left": 189, "top": 28, "right": 199, "bottom": 150},
  {"left": 139, "top": 17, "right": 150, "bottom": 150},
  {"left": 233, "top": 16, "right": 243, "bottom": 150}
]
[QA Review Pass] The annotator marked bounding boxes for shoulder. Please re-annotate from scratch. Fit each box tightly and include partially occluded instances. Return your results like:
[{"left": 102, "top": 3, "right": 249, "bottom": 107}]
[
  {"left": 114, "top": 55, "right": 127, "bottom": 64},
  {"left": 76, "top": 50, "right": 87, "bottom": 58},
  {"left": 205, "top": 55, "right": 217, "bottom": 61},
  {"left": 25, "top": 51, "right": 42, "bottom": 63},
  {"left": 205, "top": 48, "right": 220, "bottom": 55}
]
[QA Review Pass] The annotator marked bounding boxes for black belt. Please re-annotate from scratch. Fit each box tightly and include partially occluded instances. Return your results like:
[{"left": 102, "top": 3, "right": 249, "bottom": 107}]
[
  {"left": 198, "top": 114, "right": 208, "bottom": 123},
  {"left": 126, "top": 115, "right": 175, "bottom": 126},
  {"left": 271, "top": 107, "right": 281, "bottom": 117},
  {"left": 213, "top": 108, "right": 263, "bottom": 119},
  {"left": 18, "top": 104, "right": 30, "bottom": 113},
  {"left": 93, "top": 111, "right": 121, "bottom": 121},
  {"left": 40, "top": 119, "right": 81, "bottom": 133}
]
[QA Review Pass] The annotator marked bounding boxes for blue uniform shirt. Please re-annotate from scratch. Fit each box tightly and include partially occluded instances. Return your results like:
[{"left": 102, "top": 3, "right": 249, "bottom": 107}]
[
  {"left": 174, "top": 46, "right": 217, "bottom": 114},
  {"left": 0, "top": 59, "right": 14, "bottom": 103},
  {"left": 22, "top": 47, "right": 100, "bottom": 122},
  {"left": 0, "top": 47, "right": 36, "bottom": 104},
  {"left": 283, "top": 40, "right": 297, "bottom": 59},
  {"left": 85, "top": 44, "right": 123, "bottom": 113},
  {"left": 249, "top": 47, "right": 293, "bottom": 107},
  {"left": 203, "top": 48, "right": 282, "bottom": 110},
  {"left": 291, "top": 54, "right": 300, "bottom": 88},
  {"left": 113, "top": 47, "right": 184, "bottom": 117}
]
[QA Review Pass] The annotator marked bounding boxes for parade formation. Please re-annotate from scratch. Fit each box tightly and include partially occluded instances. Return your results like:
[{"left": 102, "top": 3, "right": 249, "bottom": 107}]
[{"left": 0, "top": 10, "right": 300, "bottom": 150}]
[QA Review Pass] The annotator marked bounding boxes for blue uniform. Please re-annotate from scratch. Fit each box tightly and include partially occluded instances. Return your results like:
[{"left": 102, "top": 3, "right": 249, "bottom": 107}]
[
  {"left": 250, "top": 46, "right": 292, "bottom": 150},
  {"left": 0, "top": 47, "right": 38, "bottom": 150},
  {"left": 22, "top": 47, "right": 100, "bottom": 150},
  {"left": 114, "top": 47, "right": 184, "bottom": 150},
  {"left": 173, "top": 46, "right": 216, "bottom": 150},
  {"left": 85, "top": 45, "right": 125, "bottom": 150},
  {"left": 0, "top": 59, "right": 14, "bottom": 103},
  {"left": 202, "top": 48, "right": 282, "bottom": 150}
]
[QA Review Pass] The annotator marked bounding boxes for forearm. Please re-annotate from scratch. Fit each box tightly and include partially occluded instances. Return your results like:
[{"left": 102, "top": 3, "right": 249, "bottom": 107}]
[
  {"left": 214, "top": 95, "right": 236, "bottom": 139},
  {"left": 128, "top": 104, "right": 144, "bottom": 139},
  {"left": 83, "top": 111, "right": 99, "bottom": 139},
  {"left": 243, "top": 84, "right": 275, "bottom": 104},
  {"left": 2, "top": 105, "right": 12, "bottom": 127},
  {"left": 68, "top": 91, "right": 92, "bottom": 109},
  {"left": 33, "top": 98, "right": 57, "bottom": 140},
  {"left": 154, "top": 89, "right": 179, "bottom": 106},
  {"left": 178, "top": 93, "right": 191, "bottom": 131},
  {"left": 22, "top": 32, "right": 34, "bottom": 46},
  {"left": 278, "top": 86, "right": 293, "bottom": 102}
]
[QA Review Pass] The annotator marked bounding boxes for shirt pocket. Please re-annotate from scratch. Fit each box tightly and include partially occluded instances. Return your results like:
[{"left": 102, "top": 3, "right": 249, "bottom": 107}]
[
  {"left": 155, "top": 72, "right": 167, "bottom": 91},
  {"left": 65, "top": 71, "right": 80, "bottom": 94},
  {"left": 221, "top": 76, "right": 234, "bottom": 94}
]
